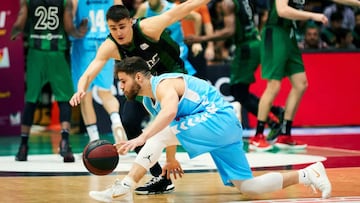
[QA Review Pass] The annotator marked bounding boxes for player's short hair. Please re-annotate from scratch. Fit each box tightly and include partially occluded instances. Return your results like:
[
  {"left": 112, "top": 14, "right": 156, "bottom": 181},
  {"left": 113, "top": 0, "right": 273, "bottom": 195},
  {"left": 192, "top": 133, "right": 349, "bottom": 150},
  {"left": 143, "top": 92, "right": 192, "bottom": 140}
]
[
  {"left": 114, "top": 57, "right": 151, "bottom": 79},
  {"left": 106, "top": 5, "right": 130, "bottom": 22}
]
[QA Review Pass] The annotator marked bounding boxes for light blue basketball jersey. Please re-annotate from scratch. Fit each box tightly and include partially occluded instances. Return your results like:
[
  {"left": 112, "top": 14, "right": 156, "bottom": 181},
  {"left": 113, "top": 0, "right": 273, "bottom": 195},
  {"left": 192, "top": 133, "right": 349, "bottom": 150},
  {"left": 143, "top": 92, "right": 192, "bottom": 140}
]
[
  {"left": 71, "top": 0, "right": 115, "bottom": 91},
  {"left": 144, "top": 0, "right": 196, "bottom": 75},
  {"left": 143, "top": 73, "right": 253, "bottom": 185}
]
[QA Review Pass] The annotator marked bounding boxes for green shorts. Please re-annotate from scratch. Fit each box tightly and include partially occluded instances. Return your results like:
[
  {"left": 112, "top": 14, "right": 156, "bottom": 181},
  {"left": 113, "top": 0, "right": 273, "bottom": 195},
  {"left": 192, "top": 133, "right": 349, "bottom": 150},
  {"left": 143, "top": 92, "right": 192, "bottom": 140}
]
[
  {"left": 260, "top": 26, "right": 304, "bottom": 80},
  {"left": 230, "top": 39, "right": 260, "bottom": 85},
  {"left": 26, "top": 49, "right": 74, "bottom": 103}
]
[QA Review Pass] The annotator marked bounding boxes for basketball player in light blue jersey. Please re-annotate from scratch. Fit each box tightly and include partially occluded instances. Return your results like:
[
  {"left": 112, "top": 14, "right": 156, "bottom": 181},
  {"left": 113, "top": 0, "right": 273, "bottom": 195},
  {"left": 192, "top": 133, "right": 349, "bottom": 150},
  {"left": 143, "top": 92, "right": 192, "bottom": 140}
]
[
  {"left": 70, "top": 0, "right": 126, "bottom": 143},
  {"left": 134, "top": 0, "right": 197, "bottom": 75},
  {"left": 80, "top": 56, "right": 331, "bottom": 202}
]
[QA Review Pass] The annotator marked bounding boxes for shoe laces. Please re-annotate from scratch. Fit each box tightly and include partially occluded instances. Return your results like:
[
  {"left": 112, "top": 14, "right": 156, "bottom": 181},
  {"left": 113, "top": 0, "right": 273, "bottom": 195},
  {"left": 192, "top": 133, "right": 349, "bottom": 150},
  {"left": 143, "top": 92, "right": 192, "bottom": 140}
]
[{"left": 144, "top": 176, "right": 163, "bottom": 186}]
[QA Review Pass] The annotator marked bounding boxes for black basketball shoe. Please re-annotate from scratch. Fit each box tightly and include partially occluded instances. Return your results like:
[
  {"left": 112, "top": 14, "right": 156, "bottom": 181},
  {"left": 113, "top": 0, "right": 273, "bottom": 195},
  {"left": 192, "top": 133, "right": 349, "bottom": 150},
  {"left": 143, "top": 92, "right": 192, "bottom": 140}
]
[
  {"left": 135, "top": 176, "right": 175, "bottom": 195},
  {"left": 15, "top": 144, "right": 28, "bottom": 161},
  {"left": 59, "top": 139, "right": 75, "bottom": 163}
]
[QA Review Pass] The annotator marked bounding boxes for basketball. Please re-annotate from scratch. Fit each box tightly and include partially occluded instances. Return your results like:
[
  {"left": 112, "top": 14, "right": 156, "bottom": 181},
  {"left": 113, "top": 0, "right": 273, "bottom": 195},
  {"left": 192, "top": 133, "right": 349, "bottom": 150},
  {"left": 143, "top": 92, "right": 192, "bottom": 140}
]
[{"left": 82, "top": 139, "right": 119, "bottom": 175}]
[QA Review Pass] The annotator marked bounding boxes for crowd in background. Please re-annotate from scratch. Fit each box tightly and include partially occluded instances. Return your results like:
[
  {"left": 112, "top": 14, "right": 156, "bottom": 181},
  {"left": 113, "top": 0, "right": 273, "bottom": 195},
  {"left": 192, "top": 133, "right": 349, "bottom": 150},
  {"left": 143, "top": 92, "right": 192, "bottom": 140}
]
[{"left": 143, "top": 0, "right": 360, "bottom": 65}]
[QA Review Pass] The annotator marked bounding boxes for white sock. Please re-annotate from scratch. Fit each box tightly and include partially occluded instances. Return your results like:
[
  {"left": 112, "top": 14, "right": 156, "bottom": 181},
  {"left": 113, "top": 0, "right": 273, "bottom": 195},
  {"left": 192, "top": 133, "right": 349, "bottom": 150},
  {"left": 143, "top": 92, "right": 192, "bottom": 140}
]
[
  {"left": 298, "top": 169, "right": 310, "bottom": 184},
  {"left": 121, "top": 176, "right": 136, "bottom": 189},
  {"left": 86, "top": 124, "right": 99, "bottom": 141},
  {"left": 110, "top": 112, "right": 122, "bottom": 125}
]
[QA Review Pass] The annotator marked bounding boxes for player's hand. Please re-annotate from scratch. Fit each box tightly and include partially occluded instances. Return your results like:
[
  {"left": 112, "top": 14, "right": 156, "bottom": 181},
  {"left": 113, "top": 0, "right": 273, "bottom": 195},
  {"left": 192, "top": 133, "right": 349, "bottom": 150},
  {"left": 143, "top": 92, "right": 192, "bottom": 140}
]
[
  {"left": 69, "top": 91, "right": 86, "bottom": 106},
  {"left": 204, "top": 46, "right": 215, "bottom": 61},
  {"left": 77, "top": 18, "right": 89, "bottom": 38},
  {"left": 191, "top": 43, "right": 203, "bottom": 56},
  {"left": 312, "top": 13, "right": 328, "bottom": 26},
  {"left": 161, "top": 159, "right": 184, "bottom": 180},
  {"left": 116, "top": 136, "right": 146, "bottom": 155}
]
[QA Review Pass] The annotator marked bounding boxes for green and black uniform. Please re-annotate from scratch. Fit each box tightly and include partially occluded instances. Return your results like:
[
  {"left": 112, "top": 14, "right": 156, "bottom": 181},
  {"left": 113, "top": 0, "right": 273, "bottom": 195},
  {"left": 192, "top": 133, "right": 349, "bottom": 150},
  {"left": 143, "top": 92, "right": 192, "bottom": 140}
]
[
  {"left": 230, "top": 0, "right": 260, "bottom": 85},
  {"left": 260, "top": 0, "right": 304, "bottom": 80},
  {"left": 26, "top": 0, "right": 74, "bottom": 103},
  {"left": 229, "top": 0, "right": 283, "bottom": 118},
  {"left": 109, "top": 18, "right": 187, "bottom": 177}
]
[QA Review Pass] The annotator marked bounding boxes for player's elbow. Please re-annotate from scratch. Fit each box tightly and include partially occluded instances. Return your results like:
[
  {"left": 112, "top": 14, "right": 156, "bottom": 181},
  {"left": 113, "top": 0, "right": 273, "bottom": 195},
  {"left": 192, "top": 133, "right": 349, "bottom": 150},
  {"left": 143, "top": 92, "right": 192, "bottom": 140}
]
[{"left": 167, "top": 110, "right": 178, "bottom": 121}]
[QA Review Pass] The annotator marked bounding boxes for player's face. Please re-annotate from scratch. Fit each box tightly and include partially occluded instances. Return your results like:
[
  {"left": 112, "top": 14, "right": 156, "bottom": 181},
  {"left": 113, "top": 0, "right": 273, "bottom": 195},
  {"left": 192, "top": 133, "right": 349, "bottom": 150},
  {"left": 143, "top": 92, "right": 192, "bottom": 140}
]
[
  {"left": 107, "top": 18, "right": 133, "bottom": 45},
  {"left": 118, "top": 72, "right": 141, "bottom": 100}
]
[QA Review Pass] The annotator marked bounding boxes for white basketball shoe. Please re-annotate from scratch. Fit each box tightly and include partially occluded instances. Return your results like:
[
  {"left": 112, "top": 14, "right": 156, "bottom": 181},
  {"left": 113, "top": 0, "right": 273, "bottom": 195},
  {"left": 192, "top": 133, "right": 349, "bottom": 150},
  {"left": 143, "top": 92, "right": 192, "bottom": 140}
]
[
  {"left": 303, "top": 162, "right": 332, "bottom": 198},
  {"left": 89, "top": 179, "right": 133, "bottom": 202}
]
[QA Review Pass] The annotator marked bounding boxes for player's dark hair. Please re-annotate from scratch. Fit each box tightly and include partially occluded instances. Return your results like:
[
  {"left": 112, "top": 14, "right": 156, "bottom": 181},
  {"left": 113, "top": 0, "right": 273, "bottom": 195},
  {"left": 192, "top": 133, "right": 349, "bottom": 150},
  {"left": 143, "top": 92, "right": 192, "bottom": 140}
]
[
  {"left": 106, "top": 5, "right": 130, "bottom": 22},
  {"left": 114, "top": 57, "right": 151, "bottom": 79}
]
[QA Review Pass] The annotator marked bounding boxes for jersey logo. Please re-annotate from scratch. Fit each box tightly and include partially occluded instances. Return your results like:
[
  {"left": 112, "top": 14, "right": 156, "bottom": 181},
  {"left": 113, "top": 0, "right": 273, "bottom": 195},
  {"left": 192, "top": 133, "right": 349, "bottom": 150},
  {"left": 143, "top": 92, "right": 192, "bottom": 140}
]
[{"left": 140, "top": 43, "right": 149, "bottom": 50}]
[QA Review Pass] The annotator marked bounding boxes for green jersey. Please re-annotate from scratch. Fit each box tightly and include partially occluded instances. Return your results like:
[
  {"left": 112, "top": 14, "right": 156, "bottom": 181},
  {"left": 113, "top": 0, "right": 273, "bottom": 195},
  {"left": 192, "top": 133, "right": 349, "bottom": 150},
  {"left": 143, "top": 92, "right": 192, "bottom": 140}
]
[
  {"left": 266, "top": 0, "right": 305, "bottom": 32},
  {"left": 27, "top": 0, "right": 69, "bottom": 51}
]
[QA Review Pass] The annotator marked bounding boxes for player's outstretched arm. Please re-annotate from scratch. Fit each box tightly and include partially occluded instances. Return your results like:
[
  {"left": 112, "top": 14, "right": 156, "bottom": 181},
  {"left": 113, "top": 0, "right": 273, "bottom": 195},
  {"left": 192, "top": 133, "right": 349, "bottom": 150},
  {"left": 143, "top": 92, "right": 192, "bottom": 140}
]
[
  {"left": 275, "top": 0, "right": 328, "bottom": 25},
  {"left": 69, "top": 39, "right": 119, "bottom": 106},
  {"left": 140, "top": 0, "right": 210, "bottom": 40}
]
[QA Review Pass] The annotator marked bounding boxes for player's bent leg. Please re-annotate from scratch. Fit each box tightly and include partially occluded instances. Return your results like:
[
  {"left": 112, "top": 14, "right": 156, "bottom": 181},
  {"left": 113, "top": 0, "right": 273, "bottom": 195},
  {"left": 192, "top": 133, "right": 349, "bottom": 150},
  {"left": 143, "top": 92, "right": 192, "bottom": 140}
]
[{"left": 134, "top": 127, "right": 179, "bottom": 195}]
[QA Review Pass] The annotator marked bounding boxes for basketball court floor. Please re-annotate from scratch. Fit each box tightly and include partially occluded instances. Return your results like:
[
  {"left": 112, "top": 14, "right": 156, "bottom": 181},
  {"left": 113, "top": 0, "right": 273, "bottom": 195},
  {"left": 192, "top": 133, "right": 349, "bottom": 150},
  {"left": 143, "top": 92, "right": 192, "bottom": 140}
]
[{"left": 0, "top": 126, "right": 359, "bottom": 202}]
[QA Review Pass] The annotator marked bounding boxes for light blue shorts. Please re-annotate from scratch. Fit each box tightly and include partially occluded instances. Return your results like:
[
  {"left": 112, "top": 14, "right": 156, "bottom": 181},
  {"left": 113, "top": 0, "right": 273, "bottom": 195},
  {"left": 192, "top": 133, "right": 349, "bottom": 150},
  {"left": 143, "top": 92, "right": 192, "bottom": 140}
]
[{"left": 172, "top": 107, "right": 253, "bottom": 186}]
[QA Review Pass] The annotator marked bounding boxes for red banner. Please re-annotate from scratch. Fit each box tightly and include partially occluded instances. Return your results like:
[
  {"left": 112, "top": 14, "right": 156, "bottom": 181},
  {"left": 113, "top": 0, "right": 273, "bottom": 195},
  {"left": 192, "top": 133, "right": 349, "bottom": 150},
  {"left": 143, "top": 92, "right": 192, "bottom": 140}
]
[{"left": 0, "top": 1, "right": 24, "bottom": 136}]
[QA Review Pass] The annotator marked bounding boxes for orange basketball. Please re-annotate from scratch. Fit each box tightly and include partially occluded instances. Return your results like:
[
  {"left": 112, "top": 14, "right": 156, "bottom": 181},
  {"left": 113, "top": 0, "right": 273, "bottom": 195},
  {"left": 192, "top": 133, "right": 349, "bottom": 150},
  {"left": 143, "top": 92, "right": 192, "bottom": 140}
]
[{"left": 82, "top": 140, "right": 119, "bottom": 175}]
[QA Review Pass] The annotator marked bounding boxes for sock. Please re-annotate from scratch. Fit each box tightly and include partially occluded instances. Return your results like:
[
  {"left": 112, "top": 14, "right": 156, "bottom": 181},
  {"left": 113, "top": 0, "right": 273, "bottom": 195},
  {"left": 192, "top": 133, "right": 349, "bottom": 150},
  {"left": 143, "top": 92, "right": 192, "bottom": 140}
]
[
  {"left": 280, "top": 120, "right": 292, "bottom": 135},
  {"left": 61, "top": 129, "right": 69, "bottom": 140},
  {"left": 255, "top": 121, "right": 266, "bottom": 135},
  {"left": 121, "top": 176, "right": 136, "bottom": 189},
  {"left": 20, "top": 133, "right": 29, "bottom": 145},
  {"left": 110, "top": 112, "right": 122, "bottom": 125},
  {"left": 86, "top": 124, "right": 99, "bottom": 141},
  {"left": 298, "top": 169, "right": 310, "bottom": 184}
]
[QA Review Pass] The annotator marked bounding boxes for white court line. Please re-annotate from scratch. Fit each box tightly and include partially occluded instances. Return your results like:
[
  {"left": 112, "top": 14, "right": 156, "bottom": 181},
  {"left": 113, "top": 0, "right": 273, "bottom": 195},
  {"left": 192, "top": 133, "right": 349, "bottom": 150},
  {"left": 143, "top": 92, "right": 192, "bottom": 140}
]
[
  {"left": 227, "top": 196, "right": 360, "bottom": 203},
  {"left": 0, "top": 152, "right": 325, "bottom": 174}
]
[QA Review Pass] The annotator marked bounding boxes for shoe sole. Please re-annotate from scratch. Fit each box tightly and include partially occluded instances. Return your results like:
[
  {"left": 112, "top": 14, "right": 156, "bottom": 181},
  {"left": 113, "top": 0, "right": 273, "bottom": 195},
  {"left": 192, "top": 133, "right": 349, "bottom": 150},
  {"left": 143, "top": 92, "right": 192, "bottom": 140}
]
[
  {"left": 275, "top": 143, "right": 307, "bottom": 150},
  {"left": 135, "top": 188, "right": 175, "bottom": 195},
  {"left": 249, "top": 145, "right": 273, "bottom": 152}
]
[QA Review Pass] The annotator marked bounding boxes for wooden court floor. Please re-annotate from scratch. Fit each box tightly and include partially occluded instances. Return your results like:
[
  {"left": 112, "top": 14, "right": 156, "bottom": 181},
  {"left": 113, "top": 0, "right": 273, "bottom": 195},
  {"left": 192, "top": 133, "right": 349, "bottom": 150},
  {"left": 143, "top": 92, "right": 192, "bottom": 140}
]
[
  {"left": 0, "top": 167, "right": 359, "bottom": 203},
  {"left": 1, "top": 129, "right": 359, "bottom": 202}
]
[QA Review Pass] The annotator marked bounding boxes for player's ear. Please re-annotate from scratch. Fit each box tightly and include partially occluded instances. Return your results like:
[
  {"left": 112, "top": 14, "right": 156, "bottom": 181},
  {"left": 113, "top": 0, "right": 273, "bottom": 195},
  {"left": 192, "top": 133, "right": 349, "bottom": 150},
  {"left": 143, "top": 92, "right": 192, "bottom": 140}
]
[{"left": 135, "top": 72, "right": 141, "bottom": 81}]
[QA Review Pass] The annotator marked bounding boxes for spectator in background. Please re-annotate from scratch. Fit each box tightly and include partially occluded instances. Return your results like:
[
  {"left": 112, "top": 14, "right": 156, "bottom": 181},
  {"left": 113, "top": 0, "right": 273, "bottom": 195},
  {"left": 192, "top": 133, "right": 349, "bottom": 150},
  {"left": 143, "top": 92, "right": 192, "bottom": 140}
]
[
  {"left": 321, "top": 11, "right": 343, "bottom": 47},
  {"left": 11, "top": 0, "right": 87, "bottom": 162},
  {"left": 324, "top": 3, "right": 355, "bottom": 30},
  {"left": 175, "top": 0, "right": 215, "bottom": 79},
  {"left": 70, "top": 0, "right": 125, "bottom": 143},
  {"left": 298, "top": 22, "right": 329, "bottom": 50},
  {"left": 208, "top": 0, "right": 233, "bottom": 64},
  {"left": 335, "top": 27, "right": 356, "bottom": 49}
]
